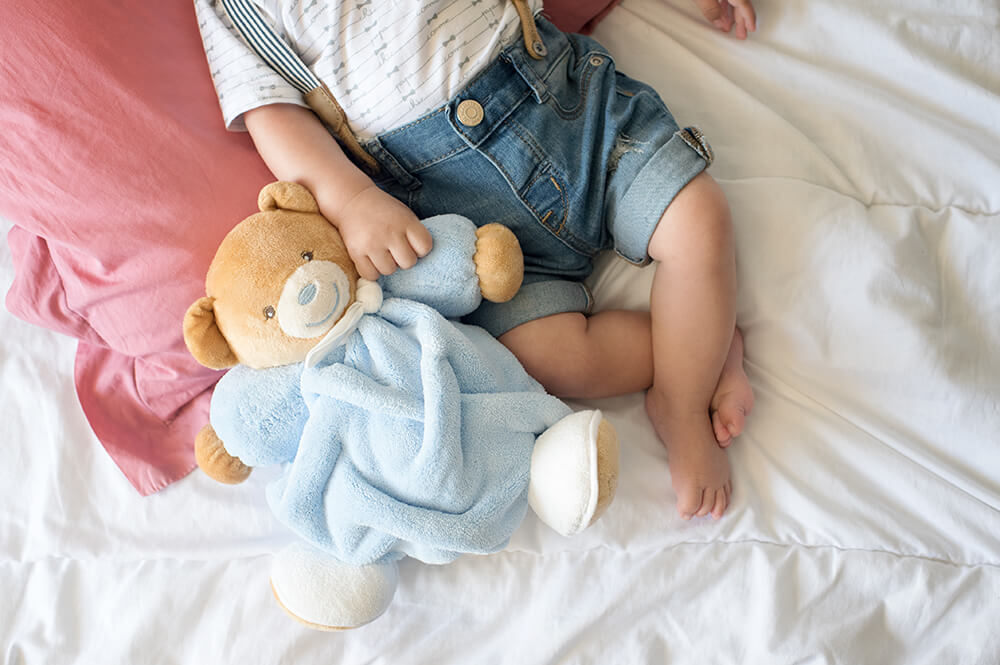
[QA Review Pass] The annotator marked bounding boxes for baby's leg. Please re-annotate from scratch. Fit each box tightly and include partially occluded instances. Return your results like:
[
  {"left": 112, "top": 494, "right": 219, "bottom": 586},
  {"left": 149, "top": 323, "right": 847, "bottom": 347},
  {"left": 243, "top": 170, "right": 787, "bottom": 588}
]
[
  {"left": 502, "top": 172, "right": 748, "bottom": 520},
  {"left": 499, "top": 309, "right": 654, "bottom": 399},
  {"left": 500, "top": 312, "right": 751, "bottom": 436},
  {"left": 643, "top": 171, "right": 741, "bottom": 520}
]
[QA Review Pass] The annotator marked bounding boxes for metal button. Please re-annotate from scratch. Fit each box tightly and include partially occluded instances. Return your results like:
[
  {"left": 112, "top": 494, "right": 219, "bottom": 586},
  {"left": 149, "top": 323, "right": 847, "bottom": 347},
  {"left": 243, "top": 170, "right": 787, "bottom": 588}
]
[
  {"left": 589, "top": 55, "right": 605, "bottom": 67},
  {"left": 456, "top": 99, "right": 484, "bottom": 127}
]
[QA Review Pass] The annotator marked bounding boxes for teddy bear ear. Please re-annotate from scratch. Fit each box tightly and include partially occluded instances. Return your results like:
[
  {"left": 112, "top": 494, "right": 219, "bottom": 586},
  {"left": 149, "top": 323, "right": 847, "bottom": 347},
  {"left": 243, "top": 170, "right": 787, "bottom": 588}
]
[
  {"left": 183, "top": 297, "right": 240, "bottom": 370},
  {"left": 258, "top": 181, "right": 320, "bottom": 214}
]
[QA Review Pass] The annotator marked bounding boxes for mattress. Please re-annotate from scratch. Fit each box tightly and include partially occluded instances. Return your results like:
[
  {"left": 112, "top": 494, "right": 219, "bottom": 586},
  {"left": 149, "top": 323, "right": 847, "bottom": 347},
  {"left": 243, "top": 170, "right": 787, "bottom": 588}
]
[{"left": 2, "top": 0, "right": 999, "bottom": 662}]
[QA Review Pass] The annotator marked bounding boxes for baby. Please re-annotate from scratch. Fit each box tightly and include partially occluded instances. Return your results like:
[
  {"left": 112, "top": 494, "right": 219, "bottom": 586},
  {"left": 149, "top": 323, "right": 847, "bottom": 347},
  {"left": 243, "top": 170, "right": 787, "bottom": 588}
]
[{"left": 195, "top": 0, "right": 756, "bottom": 520}]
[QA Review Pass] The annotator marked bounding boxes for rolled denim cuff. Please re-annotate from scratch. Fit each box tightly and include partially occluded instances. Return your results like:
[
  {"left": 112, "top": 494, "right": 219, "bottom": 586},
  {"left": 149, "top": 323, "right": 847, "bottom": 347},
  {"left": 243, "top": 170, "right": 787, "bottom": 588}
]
[
  {"left": 463, "top": 278, "right": 593, "bottom": 337},
  {"left": 611, "top": 127, "right": 711, "bottom": 265}
]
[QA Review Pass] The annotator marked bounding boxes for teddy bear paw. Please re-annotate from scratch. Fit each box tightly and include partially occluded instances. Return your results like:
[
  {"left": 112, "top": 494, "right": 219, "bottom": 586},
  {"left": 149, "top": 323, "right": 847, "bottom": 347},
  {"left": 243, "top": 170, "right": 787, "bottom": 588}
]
[
  {"left": 474, "top": 223, "right": 524, "bottom": 303},
  {"left": 270, "top": 542, "right": 399, "bottom": 630},
  {"left": 528, "top": 410, "right": 620, "bottom": 536}
]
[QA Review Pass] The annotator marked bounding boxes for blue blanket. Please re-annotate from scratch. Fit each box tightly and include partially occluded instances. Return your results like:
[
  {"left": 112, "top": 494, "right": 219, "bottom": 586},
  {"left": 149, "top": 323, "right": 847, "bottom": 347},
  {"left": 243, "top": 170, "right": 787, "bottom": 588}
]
[{"left": 210, "top": 216, "right": 571, "bottom": 565}]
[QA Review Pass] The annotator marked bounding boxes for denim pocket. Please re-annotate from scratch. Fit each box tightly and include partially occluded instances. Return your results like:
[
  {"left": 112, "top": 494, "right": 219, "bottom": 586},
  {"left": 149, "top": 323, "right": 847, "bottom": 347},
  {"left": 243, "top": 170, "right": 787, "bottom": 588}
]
[
  {"left": 474, "top": 118, "right": 595, "bottom": 257},
  {"left": 521, "top": 163, "right": 570, "bottom": 238},
  {"left": 542, "top": 46, "right": 613, "bottom": 120}
]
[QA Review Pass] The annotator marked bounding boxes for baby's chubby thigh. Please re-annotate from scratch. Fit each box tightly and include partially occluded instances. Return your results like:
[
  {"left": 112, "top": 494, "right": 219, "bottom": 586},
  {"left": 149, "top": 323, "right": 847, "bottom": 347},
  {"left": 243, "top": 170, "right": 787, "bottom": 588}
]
[{"left": 498, "top": 308, "right": 654, "bottom": 400}]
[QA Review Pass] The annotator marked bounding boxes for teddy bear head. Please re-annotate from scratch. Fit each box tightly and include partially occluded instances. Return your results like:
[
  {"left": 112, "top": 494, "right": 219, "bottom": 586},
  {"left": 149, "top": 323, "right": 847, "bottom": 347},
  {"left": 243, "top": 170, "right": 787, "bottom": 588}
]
[{"left": 183, "top": 181, "right": 359, "bottom": 371}]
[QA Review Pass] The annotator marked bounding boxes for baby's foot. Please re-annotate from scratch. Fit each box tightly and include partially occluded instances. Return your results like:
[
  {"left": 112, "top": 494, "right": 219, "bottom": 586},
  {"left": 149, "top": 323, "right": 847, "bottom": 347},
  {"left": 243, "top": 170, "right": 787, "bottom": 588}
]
[
  {"left": 710, "top": 329, "right": 754, "bottom": 448},
  {"left": 646, "top": 390, "right": 732, "bottom": 520}
]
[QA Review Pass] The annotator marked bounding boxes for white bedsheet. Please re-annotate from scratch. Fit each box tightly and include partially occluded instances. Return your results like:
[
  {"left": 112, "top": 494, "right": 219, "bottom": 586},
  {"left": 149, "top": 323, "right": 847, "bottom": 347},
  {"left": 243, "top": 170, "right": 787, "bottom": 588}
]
[{"left": 3, "top": 0, "right": 999, "bottom": 662}]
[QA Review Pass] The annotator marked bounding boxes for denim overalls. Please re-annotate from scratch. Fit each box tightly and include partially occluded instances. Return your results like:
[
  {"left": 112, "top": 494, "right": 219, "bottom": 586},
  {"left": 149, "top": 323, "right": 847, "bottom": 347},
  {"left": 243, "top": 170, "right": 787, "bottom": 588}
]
[
  {"left": 227, "top": 0, "right": 714, "bottom": 336},
  {"left": 362, "top": 16, "right": 713, "bottom": 335}
]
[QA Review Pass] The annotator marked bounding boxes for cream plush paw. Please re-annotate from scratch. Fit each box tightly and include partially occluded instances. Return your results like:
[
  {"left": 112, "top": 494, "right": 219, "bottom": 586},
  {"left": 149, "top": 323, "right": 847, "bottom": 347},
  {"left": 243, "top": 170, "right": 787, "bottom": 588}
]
[
  {"left": 270, "top": 542, "right": 399, "bottom": 630},
  {"left": 528, "top": 410, "right": 620, "bottom": 536}
]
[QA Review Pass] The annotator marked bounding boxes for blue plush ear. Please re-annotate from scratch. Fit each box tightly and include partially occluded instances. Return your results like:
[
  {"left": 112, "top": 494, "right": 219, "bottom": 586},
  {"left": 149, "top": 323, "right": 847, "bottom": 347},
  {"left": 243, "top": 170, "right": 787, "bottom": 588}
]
[{"left": 209, "top": 362, "right": 309, "bottom": 467}]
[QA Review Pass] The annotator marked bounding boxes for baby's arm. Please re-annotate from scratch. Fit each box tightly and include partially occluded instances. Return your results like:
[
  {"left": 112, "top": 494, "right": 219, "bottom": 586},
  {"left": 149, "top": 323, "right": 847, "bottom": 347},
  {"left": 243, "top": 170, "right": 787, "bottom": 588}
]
[
  {"left": 689, "top": 0, "right": 756, "bottom": 39},
  {"left": 244, "top": 104, "right": 432, "bottom": 280}
]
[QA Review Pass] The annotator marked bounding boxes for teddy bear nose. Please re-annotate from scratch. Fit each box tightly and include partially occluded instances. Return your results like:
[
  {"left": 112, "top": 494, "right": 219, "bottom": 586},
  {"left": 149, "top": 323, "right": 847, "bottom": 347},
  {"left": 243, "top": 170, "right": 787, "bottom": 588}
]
[
  {"left": 277, "top": 260, "right": 351, "bottom": 339},
  {"left": 298, "top": 282, "right": 318, "bottom": 306}
]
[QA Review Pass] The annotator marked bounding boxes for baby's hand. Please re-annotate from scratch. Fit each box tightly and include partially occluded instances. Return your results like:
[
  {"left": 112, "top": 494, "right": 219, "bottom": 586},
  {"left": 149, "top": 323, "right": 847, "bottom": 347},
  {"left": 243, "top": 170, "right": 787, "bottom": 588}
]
[
  {"left": 328, "top": 185, "right": 433, "bottom": 281},
  {"left": 691, "top": 0, "right": 756, "bottom": 39}
]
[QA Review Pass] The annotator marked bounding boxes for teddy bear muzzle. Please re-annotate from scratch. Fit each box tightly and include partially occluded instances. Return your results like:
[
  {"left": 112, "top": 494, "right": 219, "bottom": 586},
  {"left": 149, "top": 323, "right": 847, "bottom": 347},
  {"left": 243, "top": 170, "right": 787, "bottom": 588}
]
[{"left": 276, "top": 259, "right": 352, "bottom": 339}]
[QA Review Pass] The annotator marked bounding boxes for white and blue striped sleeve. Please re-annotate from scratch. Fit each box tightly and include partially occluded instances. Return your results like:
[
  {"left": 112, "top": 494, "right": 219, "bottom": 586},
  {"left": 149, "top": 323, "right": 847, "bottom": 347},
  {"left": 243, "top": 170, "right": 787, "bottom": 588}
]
[{"left": 193, "top": 0, "right": 309, "bottom": 132}]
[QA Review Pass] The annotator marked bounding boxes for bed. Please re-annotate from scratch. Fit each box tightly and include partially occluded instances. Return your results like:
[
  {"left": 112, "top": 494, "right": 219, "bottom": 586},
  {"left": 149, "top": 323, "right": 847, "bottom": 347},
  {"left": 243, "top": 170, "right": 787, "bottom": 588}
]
[{"left": 3, "top": 0, "right": 999, "bottom": 662}]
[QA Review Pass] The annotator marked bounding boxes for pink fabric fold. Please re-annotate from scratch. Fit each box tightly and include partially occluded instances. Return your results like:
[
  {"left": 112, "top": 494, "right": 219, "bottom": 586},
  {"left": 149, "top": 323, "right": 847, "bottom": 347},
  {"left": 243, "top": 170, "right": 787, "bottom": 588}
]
[{"left": 1, "top": 0, "right": 270, "bottom": 495}]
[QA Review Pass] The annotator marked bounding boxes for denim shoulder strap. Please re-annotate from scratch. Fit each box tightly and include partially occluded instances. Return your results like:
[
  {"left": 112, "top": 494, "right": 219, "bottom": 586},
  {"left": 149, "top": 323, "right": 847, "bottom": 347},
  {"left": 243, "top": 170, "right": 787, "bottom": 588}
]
[{"left": 219, "top": 0, "right": 380, "bottom": 175}]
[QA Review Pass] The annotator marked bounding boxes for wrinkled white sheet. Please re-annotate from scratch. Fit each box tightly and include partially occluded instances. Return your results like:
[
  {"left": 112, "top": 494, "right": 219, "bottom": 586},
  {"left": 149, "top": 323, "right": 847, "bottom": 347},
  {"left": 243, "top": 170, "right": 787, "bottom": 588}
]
[{"left": 2, "top": 0, "right": 999, "bottom": 662}]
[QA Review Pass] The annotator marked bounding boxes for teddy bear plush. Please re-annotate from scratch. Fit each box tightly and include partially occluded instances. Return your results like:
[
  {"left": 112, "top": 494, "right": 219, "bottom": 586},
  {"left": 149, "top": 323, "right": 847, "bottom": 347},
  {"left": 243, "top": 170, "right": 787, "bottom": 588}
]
[{"left": 183, "top": 181, "right": 619, "bottom": 630}]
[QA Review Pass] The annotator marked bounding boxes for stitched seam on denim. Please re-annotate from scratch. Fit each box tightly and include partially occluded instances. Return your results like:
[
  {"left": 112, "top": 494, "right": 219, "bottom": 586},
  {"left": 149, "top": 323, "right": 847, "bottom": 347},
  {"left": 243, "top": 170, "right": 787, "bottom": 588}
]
[
  {"left": 520, "top": 170, "right": 589, "bottom": 256},
  {"left": 620, "top": 88, "right": 670, "bottom": 118},
  {"left": 504, "top": 122, "right": 570, "bottom": 237},
  {"left": 523, "top": 166, "right": 550, "bottom": 196},
  {"left": 536, "top": 44, "right": 573, "bottom": 85},
  {"left": 521, "top": 170, "right": 563, "bottom": 235},
  {"left": 516, "top": 163, "right": 587, "bottom": 253},
  {"left": 380, "top": 106, "right": 448, "bottom": 139},
  {"left": 366, "top": 142, "right": 417, "bottom": 188},
  {"left": 532, "top": 172, "right": 576, "bottom": 239},
  {"left": 545, "top": 56, "right": 600, "bottom": 120},
  {"left": 505, "top": 119, "right": 547, "bottom": 166},
  {"left": 549, "top": 177, "right": 569, "bottom": 235},
  {"left": 485, "top": 153, "right": 522, "bottom": 207},
  {"left": 483, "top": 153, "right": 573, "bottom": 252},
  {"left": 506, "top": 119, "right": 577, "bottom": 246},
  {"left": 506, "top": 34, "right": 572, "bottom": 94},
  {"left": 475, "top": 120, "right": 591, "bottom": 258},
  {"left": 409, "top": 143, "right": 470, "bottom": 173}
]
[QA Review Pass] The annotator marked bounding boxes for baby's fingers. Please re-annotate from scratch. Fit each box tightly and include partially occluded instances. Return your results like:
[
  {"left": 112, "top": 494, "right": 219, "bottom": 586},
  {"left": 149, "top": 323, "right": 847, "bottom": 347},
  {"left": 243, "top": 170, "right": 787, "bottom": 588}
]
[
  {"left": 407, "top": 222, "right": 434, "bottom": 258},
  {"left": 389, "top": 238, "right": 419, "bottom": 271},
  {"left": 353, "top": 254, "right": 382, "bottom": 282},
  {"left": 369, "top": 249, "right": 400, "bottom": 277},
  {"left": 730, "top": 0, "right": 756, "bottom": 38},
  {"left": 693, "top": 0, "right": 733, "bottom": 31}
]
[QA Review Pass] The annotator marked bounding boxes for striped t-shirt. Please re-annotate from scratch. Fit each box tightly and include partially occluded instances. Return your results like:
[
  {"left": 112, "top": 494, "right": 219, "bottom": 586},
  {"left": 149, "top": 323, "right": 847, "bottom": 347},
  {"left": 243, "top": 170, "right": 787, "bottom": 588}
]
[{"left": 195, "top": 0, "right": 543, "bottom": 139}]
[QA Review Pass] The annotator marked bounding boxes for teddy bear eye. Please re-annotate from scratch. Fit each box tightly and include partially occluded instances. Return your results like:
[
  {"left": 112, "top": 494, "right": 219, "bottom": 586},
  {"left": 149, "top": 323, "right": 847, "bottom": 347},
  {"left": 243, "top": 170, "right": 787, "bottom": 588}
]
[
  {"left": 263, "top": 305, "right": 276, "bottom": 320},
  {"left": 301, "top": 251, "right": 313, "bottom": 261}
]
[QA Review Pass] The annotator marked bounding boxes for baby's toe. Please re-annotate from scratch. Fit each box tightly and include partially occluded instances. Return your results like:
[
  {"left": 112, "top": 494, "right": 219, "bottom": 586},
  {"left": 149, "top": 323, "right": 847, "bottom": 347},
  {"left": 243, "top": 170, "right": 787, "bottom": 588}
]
[
  {"left": 711, "top": 488, "right": 728, "bottom": 520},
  {"left": 712, "top": 411, "right": 733, "bottom": 447},
  {"left": 713, "top": 393, "right": 753, "bottom": 444},
  {"left": 694, "top": 490, "right": 714, "bottom": 518},
  {"left": 723, "top": 405, "right": 747, "bottom": 440},
  {"left": 676, "top": 486, "right": 704, "bottom": 521}
]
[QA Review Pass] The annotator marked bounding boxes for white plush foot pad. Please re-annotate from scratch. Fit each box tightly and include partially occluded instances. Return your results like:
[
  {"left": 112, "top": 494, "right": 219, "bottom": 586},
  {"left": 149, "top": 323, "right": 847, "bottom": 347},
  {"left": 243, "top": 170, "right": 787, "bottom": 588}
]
[
  {"left": 529, "top": 409, "right": 607, "bottom": 537},
  {"left": 270, "top": 543, "right": 398, "bottom": 630}
]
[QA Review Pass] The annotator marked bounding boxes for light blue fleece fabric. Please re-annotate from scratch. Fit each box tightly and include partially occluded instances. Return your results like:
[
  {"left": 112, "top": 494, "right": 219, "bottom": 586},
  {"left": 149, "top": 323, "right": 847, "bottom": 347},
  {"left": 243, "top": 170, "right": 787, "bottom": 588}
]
[{"left": 210, "top": 215, "right": 572, "bottom": 566}]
